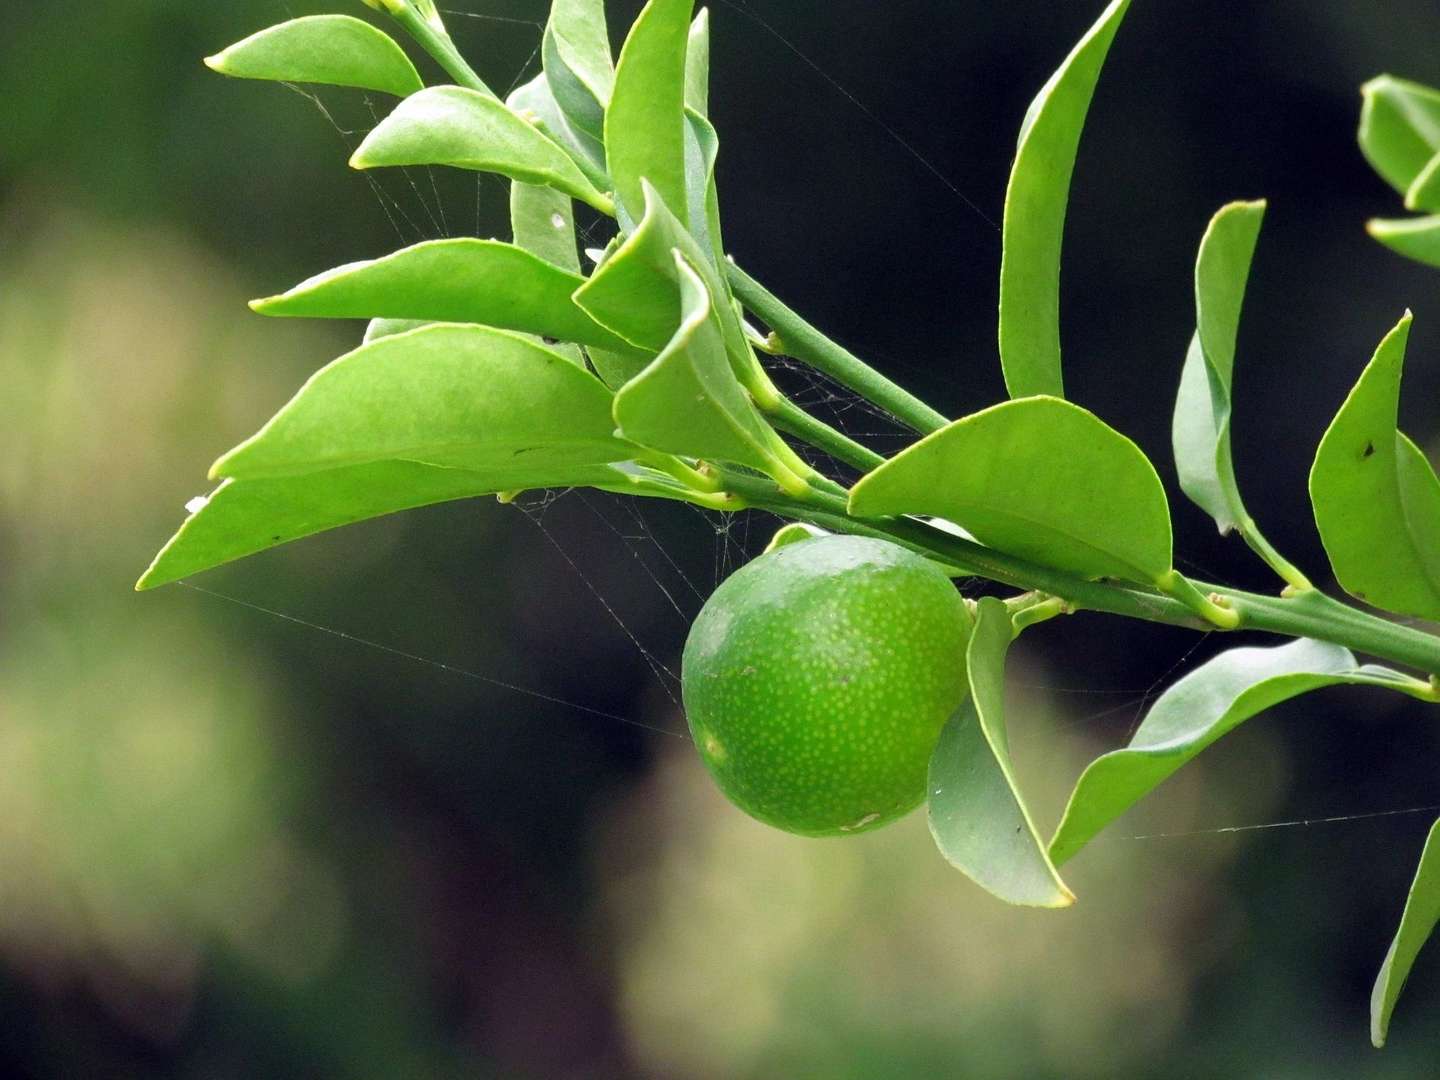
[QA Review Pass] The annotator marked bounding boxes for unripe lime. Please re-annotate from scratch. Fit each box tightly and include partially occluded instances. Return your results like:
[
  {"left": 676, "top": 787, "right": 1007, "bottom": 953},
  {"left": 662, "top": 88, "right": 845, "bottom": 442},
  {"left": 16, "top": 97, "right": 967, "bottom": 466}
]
[{"left": 681, "top": 535, "right": 974, "bottom": 837}]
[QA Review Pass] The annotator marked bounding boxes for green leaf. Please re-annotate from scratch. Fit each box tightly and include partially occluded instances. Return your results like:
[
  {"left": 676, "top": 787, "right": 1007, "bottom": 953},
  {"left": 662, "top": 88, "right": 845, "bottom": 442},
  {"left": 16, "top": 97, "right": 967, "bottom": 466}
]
[
  {"left": 1172, "top": 200, "right": 1264, "bottom": 535},
  {"left": 351, "top": 86, "right": 614, "bottom": 213},
  {"left": 1049, "top": 638, "right": 1421, "bottom": 866},
  {"left": 1309, "top": 313, "right": 1440, "bottom": 619},
  {"left": 850, "top": 396, "right": 1173, "bottom": 585},
  {"left": 606, "top": 0, "right": 693, "bottom": 226},
  {"left": 1359, "top": 76, "right": 1440, "bottom": 198},
  {"left": 1372, "top": 817, "right": 1440, "bottom": 1048},
  {"left": 364, "top": 318, "right": 429, "bottom": 343},
  {"left": 1368, "top": 214, "right": 1440, "bottom": 268},
  {"left": 511, "top": 182, "right": 581, "bottom": 273},
  {"left": 137, "top": 459, "right": 626, "bottom": 590},
  {"left": 613, "top": 251, "right": 790, "bottom": 478},
  {"left": 204, "top": 15, "right": 424, "bottom": 98},
  {"left": 928, "top": 598, "right": 1074, "bottom": 908},
  {"left": 543, "top": 0, "right": 615, "bottom": 142},
  {"left": 998, "top": 0, "right": 1130, "bottom": 399},
  {"left": 212, "top": 323, "right": 634, "bottom": 480},
  {"left": 685, "top": 8, "right": 711, "bottom": 116},
  {"left": 250, "top": 238, "right": 644, "bottom": 359}
]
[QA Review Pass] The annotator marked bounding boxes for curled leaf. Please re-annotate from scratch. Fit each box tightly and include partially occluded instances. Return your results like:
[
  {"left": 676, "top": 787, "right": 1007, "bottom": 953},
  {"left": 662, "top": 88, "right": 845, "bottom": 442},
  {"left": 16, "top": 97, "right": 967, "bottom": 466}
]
[{"left": 928, "top": 598, "right": 1074, "bottom": 908}]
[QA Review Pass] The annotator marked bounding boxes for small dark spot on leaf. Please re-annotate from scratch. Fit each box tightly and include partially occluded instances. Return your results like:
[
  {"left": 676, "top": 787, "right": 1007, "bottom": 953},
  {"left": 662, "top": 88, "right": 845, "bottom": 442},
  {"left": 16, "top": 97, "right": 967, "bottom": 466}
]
[
  {"left": 1362, "top": 441, "right": 1375, "bottom": 459},
  {"left": 542, "top": 336, "right": 560, "bottom": 345}
]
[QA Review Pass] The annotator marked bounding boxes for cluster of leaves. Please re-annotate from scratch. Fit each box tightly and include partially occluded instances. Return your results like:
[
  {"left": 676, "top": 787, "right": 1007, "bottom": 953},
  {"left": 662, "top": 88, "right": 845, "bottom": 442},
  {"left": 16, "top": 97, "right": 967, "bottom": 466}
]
[{"left": 138, "top": 0, "right": 1440, "bottom": 1046}]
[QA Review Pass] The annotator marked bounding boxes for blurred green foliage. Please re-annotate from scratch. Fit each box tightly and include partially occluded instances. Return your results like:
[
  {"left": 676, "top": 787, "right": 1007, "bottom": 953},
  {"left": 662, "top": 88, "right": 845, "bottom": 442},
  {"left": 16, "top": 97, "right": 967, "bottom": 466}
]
[{"left": 3, "top": 2, "right": 1440, "bottom": 1077}]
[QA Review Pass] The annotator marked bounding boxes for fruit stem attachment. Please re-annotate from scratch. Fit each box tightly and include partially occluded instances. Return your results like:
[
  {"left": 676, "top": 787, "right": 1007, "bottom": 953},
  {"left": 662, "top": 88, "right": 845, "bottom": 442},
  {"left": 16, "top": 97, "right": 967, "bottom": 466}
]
[{"left": 724, "top": 261, "right": 951, "bottom": 436}]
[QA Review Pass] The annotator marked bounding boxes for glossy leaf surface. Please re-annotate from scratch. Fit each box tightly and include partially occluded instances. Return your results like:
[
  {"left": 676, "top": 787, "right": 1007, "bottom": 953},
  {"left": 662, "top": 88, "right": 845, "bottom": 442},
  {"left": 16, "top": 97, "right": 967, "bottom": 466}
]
[
  {"left": 613, "top": 253, "right": 782, "bottom": 474},
  {"left": 213, "top": 324, "right": 634, "bottom": 480},
  {"left": 1050, "top": 638, "right": 1420, "bottom": 865},
  {"left": 606, "top": 0, "right": 693, "bottom": 225},
  {"left": 1310, "top": 313, "right": 1440, "bottom": 619},
  {"left": 1358, "top": 76, "right": 1440, "bottom": 198},
  {"left": 928, "top": 598, "right": 1074, "bottom": 908},
  {"left": 251, "top": 239, "right": 642, "bottom": 358},
  {"left": 138, "top": 459, "right": 624, "bottom": 590},
  {"left": 1368, "top": 214, "right": 1440, "bottom": 267},
  {"left": 1172, "top": 200, "right": 1264, "bottom": 535},
  {"left": 850, "top": 396, "right": 1172, "bottom": 585},
  {"left": 204, "top": 15, "right": 424, "bottom": 97},
  {"left": 1372, "top": 818, "right": 1440, "bottom": 1047},
  {"left": 352, "top": 86, "right": 613, "bottom": 212},
  {"left": 998, "top": 0, "right": 1130, "bottom": 398}
]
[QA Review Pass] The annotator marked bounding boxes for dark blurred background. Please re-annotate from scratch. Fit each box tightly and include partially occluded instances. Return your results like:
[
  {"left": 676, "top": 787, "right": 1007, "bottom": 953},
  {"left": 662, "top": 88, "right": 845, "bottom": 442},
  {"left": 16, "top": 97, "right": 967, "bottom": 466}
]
[{"left": 3, "top": 1, "right": 1440, "bottom": 1076}]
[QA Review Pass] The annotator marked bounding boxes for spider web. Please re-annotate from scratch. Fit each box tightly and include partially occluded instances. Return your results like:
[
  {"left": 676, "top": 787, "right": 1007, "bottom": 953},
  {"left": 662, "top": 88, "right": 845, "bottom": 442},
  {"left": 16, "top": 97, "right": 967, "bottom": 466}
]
[{"left": 175, "top": 0, "right": 1440, "bottom": 846}]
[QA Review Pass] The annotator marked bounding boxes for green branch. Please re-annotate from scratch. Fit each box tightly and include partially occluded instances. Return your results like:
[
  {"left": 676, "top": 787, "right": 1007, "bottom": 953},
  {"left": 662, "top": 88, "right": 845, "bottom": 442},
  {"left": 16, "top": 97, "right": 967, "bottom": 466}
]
[
  {"left": 709, "top": 469, "right": 1440, "bottom": 678},
  {"left": 725, "top": 262, "right": 951, "bottom": 436}
]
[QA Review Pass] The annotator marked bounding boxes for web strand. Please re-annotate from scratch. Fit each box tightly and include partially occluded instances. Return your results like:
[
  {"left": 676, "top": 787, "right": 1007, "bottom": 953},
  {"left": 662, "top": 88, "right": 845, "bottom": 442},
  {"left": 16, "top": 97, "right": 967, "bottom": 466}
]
[{"left": 175, "top": 581, "right": 686, "bottom": 740}]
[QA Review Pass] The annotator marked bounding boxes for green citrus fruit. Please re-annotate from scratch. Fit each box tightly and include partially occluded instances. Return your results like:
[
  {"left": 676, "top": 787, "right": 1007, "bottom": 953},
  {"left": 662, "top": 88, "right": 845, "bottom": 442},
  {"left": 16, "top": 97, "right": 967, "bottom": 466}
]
[{"left": 681, "top": 534, "right": 974, "bottom": 837}]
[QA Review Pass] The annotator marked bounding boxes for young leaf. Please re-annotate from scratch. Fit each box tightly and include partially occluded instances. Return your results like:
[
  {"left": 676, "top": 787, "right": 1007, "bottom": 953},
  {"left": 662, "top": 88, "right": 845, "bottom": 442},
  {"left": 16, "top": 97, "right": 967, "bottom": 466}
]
[
  {"left": 928, "top": 598, "right": 1074, "bottom": 908},
  {"left": 613, "top": 252, "right": 794, "bottom": 482},
  {"left": 1310, "top": 313, "right": 1440, "bottom": 619},
  {"left": 684, "top": 9, "right": 711, "bottom": 116},
  {"left": 211, "top": 324, "right": 634, "bottom": 480},
  {"left": 850, "top": 396, "right": 1173, "bottom": 586},
  {"left": 542, "top": 0, "right": 615, "bottom": 142},
  {"left": 1358, "top": 76, "right": 1440, "bottom": 199},
  {"left": 137, "top": 459, "right": 627, "bottom": 590},
  {"left": 1049, "top": 638, "right": 1423, "bottom": 866},
  {"left": 998, "top": 0, "right": 1131, "bottom": 399},
  {"left": 351, "top": 86, "right": 614, "bottom": 213},
  {"left": 1368, "top": 214, "right": 1440, "bottom": 268},
  {"left": 1372, "top": 818, "right": 1440, "bottom": 1048},
  {"left": 251, "top": 238, "right": 644, "bottom": 359},
  {"left": 511, "top": 182, "right": 581, "bottom": 273},
  {"left": 606, "top": 0, "right": 694, "bottom": 226},
  {"left": 204, "top": 15, "right": 424, "bottom": 98}
]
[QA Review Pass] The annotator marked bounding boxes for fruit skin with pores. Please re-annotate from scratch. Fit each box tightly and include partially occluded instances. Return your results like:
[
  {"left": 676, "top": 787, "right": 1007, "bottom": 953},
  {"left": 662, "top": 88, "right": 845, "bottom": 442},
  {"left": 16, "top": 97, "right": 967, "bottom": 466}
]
[{"left": 681, "top": 535, "right": 974, "bottom": 837}]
